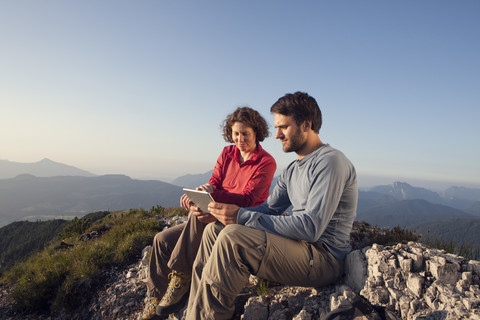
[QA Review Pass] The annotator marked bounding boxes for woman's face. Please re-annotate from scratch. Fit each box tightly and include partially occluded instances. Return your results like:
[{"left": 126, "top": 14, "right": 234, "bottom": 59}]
[{"left": 231, "top": 122, "right": 256, "bottom": 154}]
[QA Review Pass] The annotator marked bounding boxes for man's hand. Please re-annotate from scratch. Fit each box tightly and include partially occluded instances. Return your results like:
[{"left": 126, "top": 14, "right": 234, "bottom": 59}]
[
  {"left": 190, "top": 205, "right": 217, "bottom": 223},
  {"left": 207, "top": 202, "right": 240, "bottom": 226}
]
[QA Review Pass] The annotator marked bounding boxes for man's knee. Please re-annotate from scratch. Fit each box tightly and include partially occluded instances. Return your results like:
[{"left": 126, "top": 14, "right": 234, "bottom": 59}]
[
  {"left": 222, "top": 224, "right": 245, "bottom": 234},
  {"left": 202, "top": 221, "right": 225, "bottom": 241},
  {"left": 216, "top": 224, "right": 246, "bottom": 244},
  {"left": 203, "top": 221, "right": 218, "bottom": 235}
]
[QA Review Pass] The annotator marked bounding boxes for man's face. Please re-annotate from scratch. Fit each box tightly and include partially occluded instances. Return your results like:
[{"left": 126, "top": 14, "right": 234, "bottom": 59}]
[{"left": 273, "top": 113, "right": 306, "bottom": 153}]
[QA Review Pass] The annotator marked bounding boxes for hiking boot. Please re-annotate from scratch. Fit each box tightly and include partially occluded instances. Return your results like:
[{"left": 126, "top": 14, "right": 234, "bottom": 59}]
[
  {"left": 141, "top": 296, "right": 160, "bottom": 320},
  {"left": 156, "top": 270, "right": 191, "bottom": 317}
]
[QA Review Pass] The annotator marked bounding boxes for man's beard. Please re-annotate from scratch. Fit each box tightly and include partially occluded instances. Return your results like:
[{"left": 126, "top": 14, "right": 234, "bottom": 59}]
[{"left": 282, "top": 128, "right": 306, "bottom": 153}]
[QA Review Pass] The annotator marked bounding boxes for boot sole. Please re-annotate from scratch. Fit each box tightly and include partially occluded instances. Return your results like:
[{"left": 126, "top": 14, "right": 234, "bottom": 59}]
[{"left": 156, "top": 292, "right": 189, "bottom": 318}]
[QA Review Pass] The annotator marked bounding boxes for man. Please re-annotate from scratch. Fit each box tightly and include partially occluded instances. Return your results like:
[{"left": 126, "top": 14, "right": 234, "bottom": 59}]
[{"left": 185, "top": 91, "right": 358, "bottom": 319}]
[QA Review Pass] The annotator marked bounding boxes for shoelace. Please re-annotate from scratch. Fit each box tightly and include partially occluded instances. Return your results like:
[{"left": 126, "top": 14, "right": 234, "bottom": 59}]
[
  {"left": 161, "top": 272, "right": 182, "bottom": 302},
  {"left": 142, "top": 297, "right": 158, "bottom": 317}
]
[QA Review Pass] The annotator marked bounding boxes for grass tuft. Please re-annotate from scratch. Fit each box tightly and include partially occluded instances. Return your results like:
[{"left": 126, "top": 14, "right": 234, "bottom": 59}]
[{"left": 2, "top": 206, "right": 187, "bottom": 312}]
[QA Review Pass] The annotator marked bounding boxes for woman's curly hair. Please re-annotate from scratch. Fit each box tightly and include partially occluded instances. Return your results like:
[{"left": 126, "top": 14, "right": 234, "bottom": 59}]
[{"left": 222, "top": 107, "right": 270, "bottom": 143}]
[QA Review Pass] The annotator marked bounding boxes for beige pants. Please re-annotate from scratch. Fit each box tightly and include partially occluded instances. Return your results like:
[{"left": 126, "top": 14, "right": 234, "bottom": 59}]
[
  {"left": 186, "top": 222, "right": 344, "bottom": 320},
  {"left": 146, "top": 213, "right": 207, "bottom": 298}
]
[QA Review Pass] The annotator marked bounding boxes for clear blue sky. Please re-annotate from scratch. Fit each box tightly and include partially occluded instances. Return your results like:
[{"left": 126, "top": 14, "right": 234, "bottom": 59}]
[{"left": 1, "top": 1, "right": 479, "bottom": 189}]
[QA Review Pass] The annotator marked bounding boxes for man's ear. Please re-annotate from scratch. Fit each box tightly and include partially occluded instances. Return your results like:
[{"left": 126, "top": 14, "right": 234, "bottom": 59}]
[{"left": 302, "top": 120, "right": 312, "bottom": 132}]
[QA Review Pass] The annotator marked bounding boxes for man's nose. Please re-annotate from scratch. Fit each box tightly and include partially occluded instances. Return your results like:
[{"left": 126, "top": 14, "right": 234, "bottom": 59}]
[{"left": 275, "top": 129, "right": 282, "bottom": 139}]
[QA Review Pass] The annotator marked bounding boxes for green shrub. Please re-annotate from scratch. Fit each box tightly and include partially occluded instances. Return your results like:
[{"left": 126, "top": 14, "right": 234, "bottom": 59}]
[
  {"left": 58, "top": 216, "right": 92, "bottom": 239},
  {"left": 351, "top": 222, "right": 419, "bottom": 248},
  {"left": 2, "top": 208, "right": 166, "bottom": 312},
  {"left": 420, "top": 234, "right": 480, "bottom": 261},
  {"left": 164, "top": 207, "right": 189, "bottom": 217},
  {"left": 256, "top": 278, "right": 270, "bottom": 296},
  {"left": 12, "top": 251, "right": 70, "bottom": 310}
]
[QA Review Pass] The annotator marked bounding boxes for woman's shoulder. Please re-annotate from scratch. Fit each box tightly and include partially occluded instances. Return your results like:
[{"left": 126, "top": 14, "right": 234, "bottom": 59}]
[
  {"left": 255, "top": 144, "right": 276, "bottom": 165},
  {"left": 220, "top": 144, "right": 237, "bottom": 155}
]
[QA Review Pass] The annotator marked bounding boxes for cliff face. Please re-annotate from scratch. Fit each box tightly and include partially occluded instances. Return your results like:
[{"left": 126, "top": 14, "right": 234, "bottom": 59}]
[{"left": 2, "top": 223, "right": 480, "bottom": 320}]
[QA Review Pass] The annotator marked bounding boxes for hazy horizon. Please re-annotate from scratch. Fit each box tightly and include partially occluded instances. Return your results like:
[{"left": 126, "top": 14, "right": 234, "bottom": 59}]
[
  {"left": 1, "top": 2, "right": 479, "bottom": 190},
  {"left": 2, "top": 157, "right": 479, "bottom": 192}
]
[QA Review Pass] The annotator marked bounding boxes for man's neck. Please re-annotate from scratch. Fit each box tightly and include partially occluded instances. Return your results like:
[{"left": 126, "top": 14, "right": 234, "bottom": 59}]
[{"left": 296, "top": 134, "right": 323, "bottom": 160}]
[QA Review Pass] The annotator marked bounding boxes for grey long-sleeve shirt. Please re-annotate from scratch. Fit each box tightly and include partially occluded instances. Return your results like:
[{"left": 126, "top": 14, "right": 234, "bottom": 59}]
[{"left": 237, "top": 144, "right": 358, "bottom": 260}]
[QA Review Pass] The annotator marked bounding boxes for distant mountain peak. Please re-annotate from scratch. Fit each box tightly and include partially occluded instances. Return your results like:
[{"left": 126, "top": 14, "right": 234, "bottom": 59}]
[
  {"left": 0, "top": 159, "right": 96, "bottom": 179},
  {"left": 370, "top": 181, "right": 443, "bottom": 203}
]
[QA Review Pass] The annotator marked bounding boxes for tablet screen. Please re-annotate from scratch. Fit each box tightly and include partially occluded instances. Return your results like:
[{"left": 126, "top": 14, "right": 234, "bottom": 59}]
[{"left": 183, "top": 188, "right": 215, "bottom": 212}]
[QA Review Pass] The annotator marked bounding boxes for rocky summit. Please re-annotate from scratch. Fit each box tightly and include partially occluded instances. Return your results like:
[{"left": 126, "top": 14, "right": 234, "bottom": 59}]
[{"left": 1, "top": 219, "right": 480, "bottom": 320}]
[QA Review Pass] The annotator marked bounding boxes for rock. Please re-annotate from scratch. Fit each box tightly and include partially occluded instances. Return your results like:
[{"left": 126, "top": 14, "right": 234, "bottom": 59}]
[
  {"left": 344, "top": 248, "right": 368, "bottom": 292},
  {"left": 2, "top": 218, "right": 480, "bottom": 320}
]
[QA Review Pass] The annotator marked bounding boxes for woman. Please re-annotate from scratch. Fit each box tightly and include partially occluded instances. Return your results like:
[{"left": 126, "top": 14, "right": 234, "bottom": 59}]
[{"left": 142, "top": 107, "right": 276, "bottom": 320}]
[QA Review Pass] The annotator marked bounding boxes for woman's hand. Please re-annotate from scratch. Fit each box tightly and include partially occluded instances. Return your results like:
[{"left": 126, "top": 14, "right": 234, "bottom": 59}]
[
  {"left": 197, "top": 183, "right": 216, "bottom": 194},
  {"left": 180, "top": 193, "right": 193, "bottom": 210},
  {"left": 183, "top": 191, "right": 217, "bottom": 223}
]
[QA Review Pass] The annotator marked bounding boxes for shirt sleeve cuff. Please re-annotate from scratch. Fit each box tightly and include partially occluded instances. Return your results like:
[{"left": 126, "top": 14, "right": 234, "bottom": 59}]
[{"left": 237, "top": 208, "right": 248, "bottom": 225}]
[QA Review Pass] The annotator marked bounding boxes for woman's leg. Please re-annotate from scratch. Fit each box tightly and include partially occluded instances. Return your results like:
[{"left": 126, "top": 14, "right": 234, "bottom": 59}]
[
  {"left": 167, "top": 213, "right": 209, "bottom": 274},
  {"left": 145, "top": 223, "right": 186, "bottom": 298}
]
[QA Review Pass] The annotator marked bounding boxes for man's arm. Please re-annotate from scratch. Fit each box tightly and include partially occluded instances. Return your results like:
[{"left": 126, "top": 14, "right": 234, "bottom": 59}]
[
  {"left": 207, "top": 170, "right": 291, "bottom": 225},
  {"left": 237, "top": 151, "right": 355, "bottom": 243}
]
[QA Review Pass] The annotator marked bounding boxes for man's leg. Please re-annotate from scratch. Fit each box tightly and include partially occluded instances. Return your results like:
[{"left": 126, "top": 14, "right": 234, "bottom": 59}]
[
  {"left": 186, "top": 224, "right": 344, "bottom": 320},
  {"left": 186, "top": 221, "right": 226, "bottom": 319}
]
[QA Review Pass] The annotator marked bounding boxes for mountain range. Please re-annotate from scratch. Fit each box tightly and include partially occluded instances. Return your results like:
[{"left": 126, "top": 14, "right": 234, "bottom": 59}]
[
  {"left": 0, "top": 174, "right": 183, "bottom": 227},
  {"left": 1, "top": 158, "right": 480, "bottom": 246},
  {"left": 0, "top": 158, "right": 95, "bottom": 179},
  {"left": 171, "top": 170, "right": 213, "bottom": 189},
  {"left": 357, "top": 183, "right": 480, "bottom": 248}
]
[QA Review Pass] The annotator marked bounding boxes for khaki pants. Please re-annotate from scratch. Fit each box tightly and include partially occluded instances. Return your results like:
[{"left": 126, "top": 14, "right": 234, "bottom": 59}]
[
  {"left": 186, "top": 222, "right": 344, "bottom": 320},
  {"left": 146, "top": 213, "right": 207, "bottom": 298}
]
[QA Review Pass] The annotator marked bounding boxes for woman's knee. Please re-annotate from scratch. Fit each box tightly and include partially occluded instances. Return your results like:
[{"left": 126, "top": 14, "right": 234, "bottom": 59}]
[
  {"left": 153, "top": 223, "right": 184, "bottom": 248},
  {"left": 153, "top": 231, "right": 167, "bottom": 246}
]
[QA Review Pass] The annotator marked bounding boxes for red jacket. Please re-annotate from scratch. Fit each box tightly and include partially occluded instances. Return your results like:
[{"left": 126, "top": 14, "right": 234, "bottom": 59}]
[{"left": 208, "top": 143, "right": 276, "bottom": 207}]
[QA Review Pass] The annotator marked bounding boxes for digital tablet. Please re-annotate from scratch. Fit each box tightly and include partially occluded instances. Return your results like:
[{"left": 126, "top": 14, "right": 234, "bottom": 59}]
[{"left": 182, "top": 188, "right": 215, "bottom": 213}]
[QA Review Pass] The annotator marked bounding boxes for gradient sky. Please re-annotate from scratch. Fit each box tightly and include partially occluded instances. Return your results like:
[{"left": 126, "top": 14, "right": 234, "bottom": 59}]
[{"left": 1, "top": 1, "right": 479, "bottom": 189}]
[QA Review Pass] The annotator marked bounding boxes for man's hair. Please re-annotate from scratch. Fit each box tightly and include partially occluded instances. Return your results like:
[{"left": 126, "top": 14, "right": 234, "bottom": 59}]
[
  {"left": 270, "top": 91, "right": 322, "bottom": 133},
  {"left": 222, "top": 106, "right": 270, "bottom": 143}
]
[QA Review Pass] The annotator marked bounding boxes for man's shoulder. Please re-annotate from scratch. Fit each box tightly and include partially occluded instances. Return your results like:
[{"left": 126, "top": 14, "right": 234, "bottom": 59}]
[
  {"left": 307, "top": 145, "right": 355, "bottom": 175},
  {"left": 314, "top": 145, "right": 350, "bottom": 162}
]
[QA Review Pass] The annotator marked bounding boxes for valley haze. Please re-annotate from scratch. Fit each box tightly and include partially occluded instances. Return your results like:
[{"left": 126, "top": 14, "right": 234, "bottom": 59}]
[
  {"left": 1, "top": 158, "right": 480, "bottom": 258},
  {"left": 1, "top": 158, "right": 479, "bottom": 224},
  {"left": 1, "top": 158, "right": 477, "bottom": 191}
]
